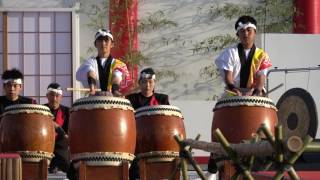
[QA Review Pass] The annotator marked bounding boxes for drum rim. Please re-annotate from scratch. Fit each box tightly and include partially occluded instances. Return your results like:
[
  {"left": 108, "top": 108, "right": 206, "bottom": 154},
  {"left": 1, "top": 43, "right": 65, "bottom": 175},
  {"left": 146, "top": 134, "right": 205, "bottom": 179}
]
[
  {"left": 214, "top": 96, "right": 277, "bottom": 110},
  {"left": 135, "top": 105, "right": 183, "bottom": 118},
  {"left": 136, "top": 151, "right": 179, "bottom": 162},
  {"left": 16, "top": 151, "right": 54, "bottom": 164},
  {"left": 71, "top": 96, "right": 134, "bottom": 112},
  {"left": 71, "top": 152, "right": 135, "bottom": 166},
  {"left": 3, "top": 104, "right": 53, "bottom": 116}
]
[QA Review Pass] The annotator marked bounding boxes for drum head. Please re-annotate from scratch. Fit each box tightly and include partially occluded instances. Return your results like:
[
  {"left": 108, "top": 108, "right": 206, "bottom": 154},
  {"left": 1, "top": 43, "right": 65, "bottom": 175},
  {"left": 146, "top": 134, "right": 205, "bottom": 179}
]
[{"left": 276, "top": 88, "right": 318, "bottom": 139}]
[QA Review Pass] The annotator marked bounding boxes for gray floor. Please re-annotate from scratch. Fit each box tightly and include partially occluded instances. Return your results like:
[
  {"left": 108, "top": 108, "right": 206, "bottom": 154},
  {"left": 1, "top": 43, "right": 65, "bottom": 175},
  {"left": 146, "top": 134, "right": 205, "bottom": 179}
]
[{"left": 48, "top": 171, "right": 208, "bottom": 180}]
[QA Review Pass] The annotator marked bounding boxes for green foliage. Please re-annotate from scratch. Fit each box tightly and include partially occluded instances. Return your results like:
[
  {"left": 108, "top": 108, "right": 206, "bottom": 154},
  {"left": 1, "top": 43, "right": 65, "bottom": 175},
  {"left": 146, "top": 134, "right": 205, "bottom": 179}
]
[
  {"left": 208, "top": 0, "right": 294, "bottom": 33},
  {"left": 123, "top": 50, "right": 150, "bottom": 65},
  {"left": 192, "top": 34, "right": 238, "bottom": 55},
  {"left": 138, "top": 10, "right": 178, "bottom": 33},
  {"left": 80, "top": 0, "right": 109, "bottom": 29},
  {"left": 199, "top": 65, "right": 220, "bottom": 81},
  {"left": 156, "top": 70, "right": 179, "bottom": 81}
]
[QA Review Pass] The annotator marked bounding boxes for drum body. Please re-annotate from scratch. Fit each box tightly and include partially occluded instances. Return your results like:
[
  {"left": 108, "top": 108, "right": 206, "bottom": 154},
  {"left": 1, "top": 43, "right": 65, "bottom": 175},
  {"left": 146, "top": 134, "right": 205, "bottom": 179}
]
[
  {"left": 0, "top": 104, "right": 55, "bottom": 162},
  {"left": 69, "top": 96, "right": 136, "bottom": 165},
  {"left": 212, "top": 96, "right": 278, "bottom": 143},
  {"left": 135, "top": 105, "right": 186, "bottom": 161}
]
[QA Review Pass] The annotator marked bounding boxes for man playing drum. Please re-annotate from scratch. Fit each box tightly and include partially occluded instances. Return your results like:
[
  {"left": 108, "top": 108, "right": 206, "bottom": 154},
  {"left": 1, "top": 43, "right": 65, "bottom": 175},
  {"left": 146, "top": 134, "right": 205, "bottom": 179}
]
[
  {"left": 207, "top": 15, "right": 273, "bottom": 179},
  {"left": 126, "top": 67, "right": 169, "bottom": 109},
  {"left": 126, "top": 67, "right": 170, "bottom": 180},
  {"left": 76, "top": 29, "right": 130, "bottom": 96},
  {"left": 43, "top": 83, "right": 71, "bottom": 177},
  {"left": 215, "top": 15, "right": 272, "bottom": 97},
  {"left": 0, "top": 69, "right": 36, "bottom": 115}
]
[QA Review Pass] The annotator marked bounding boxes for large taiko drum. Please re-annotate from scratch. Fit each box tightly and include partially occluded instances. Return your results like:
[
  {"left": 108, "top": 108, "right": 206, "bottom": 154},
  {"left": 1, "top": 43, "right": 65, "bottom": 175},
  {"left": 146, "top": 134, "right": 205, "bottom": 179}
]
[
  {"left": 135, "top": 105, "right": 186, "bottom": 161},
  {"left": 0, "top": 104, "right": 55, "bottom": 163},
  {"left": 69, "top": 96, "right": 136, "bottom": 166},
  {"left": 212, "top": 96, "right": 278, "bottom": 143}
]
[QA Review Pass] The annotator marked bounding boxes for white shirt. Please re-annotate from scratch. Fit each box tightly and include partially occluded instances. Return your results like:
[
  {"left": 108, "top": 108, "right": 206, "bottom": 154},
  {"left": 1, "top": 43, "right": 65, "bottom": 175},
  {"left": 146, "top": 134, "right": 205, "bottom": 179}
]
[
  {"left": 76, "top": 56, "right": 115, "bottom": 88},
  {"left": 214, "top": 45, "right": 268, "bottom": 88}
]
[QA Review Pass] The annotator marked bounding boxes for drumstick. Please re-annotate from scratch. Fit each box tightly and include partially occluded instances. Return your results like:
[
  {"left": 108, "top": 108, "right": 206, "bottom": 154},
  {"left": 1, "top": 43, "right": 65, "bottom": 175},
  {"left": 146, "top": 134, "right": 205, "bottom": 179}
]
[
  {"left": 225, "top": 89, "right": 237, "bottom": 96},
  {"left": 66, "top": 88, "right": 101, "bottom": 92}
]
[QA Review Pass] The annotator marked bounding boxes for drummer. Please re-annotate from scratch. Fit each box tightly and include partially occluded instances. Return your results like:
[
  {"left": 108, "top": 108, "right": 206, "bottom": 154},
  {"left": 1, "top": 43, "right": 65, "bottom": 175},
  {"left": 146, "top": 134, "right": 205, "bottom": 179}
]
[
  {"left": 126, "top": 67, "right": 169, "bottom": 109},
  {"left": 43, "top": 83, "right": 71, "bottom": 175},
  {"left": 0, "top": 69, "right": 36, "bottom": 115},
  {"left": 207, "top": 15, "right": 273, "bottom": 179},
  {"left": 126, "top": 67, "right": 170, "bottom": 180},
  {"left": 76, "top": 29, "right": 130, "bottom": 96},
  {"left": 215, "top": 15, "right": 272, "bottom": 97}
]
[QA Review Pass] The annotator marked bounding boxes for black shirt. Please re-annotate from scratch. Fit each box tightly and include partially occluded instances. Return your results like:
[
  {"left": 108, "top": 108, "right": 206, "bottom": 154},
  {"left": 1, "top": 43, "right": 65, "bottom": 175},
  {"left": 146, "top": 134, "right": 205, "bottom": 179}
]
[
  {"left": 0, "top": 96, "right": 35, "bottom": 115},
  {"left": 126, "top": 92, "right": 169, "bottom": 110},
  {"left": 43, "top": 104, "right": 70, "bottom": 133}
]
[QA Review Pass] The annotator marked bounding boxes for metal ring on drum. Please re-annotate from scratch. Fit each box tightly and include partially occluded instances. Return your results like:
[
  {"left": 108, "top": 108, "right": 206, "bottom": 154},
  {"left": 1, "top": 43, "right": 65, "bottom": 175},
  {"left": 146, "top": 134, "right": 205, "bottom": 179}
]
[
  {"left": 69, "top": 96, "right": 136, "bottom": 166},
  {"left": 72, "top": 152, "right": 135, "bottom": 167},
  {"left": 0, "top": 104, "right": 55, "bottom": 164},
  {"left": 135, "top": 105, "right": 186, "bottom": 161},
  {"left": 136, "top": 151, "right": 179, "bottom": 163},
  {"left": 212, "top": 96, "right": 278, "bottom": 143}
]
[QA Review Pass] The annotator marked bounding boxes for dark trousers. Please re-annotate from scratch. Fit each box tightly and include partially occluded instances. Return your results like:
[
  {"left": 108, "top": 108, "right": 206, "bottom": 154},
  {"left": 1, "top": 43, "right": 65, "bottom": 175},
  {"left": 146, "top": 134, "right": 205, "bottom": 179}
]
[
  {"left": 129, "top": 159, "right": 139, "bottom": 180},
  {"left": 207, "top": 153, "right": 218, "bottom": 173},
  {"left": 50, "top": 128, "right": 70, "bottom": 173}
]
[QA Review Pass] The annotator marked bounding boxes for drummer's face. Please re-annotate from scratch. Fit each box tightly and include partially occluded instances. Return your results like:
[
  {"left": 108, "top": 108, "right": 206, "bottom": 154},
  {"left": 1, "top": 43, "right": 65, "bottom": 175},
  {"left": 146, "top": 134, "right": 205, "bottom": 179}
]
[
  {"left": 238, "top": 27, "right": 256, "bottom": 49},
  {"left": 4, "top": 82, "right": 22, "bottom": 100},
  {"left": 95, "top": 37, "right": 113, "bottom": 57},
  {"left": 139, "top": 78, "right": 155, "bottom": 96},
  {"left": 46, "top": 91, "right": 62, "bottom": 109}
]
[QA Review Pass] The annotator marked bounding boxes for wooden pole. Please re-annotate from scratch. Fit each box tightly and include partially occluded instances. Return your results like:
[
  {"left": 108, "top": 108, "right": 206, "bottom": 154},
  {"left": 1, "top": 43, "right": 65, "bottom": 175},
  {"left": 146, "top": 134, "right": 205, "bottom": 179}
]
[
  {"left": 246, "top": 135, "right": 259, "bottom": 171},
  {"left": 183, "top": 139, "right": 274, "bottom": 157}
]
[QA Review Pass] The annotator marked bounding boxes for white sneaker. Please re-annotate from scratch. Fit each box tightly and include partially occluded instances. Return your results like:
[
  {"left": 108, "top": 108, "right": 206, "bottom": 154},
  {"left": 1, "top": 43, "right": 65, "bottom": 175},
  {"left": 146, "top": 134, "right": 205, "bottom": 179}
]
[
  {"left": 192, "top": 172, "right": 218, "bottom": 180},
  {"left": 206, "top": 172, "right": 218, "bottom": 180}
]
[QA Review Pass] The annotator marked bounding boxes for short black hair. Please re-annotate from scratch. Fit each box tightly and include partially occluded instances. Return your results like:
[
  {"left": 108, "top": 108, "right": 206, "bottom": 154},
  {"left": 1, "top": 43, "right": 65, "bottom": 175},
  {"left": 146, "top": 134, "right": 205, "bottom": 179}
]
[
  {"left": 47, "top": 82, "right": 62, "bottom": 90},
  {"left": 2, "top": 68, "right": 23, "bottom": 80},
  {"left": 140, "top": 68, "right": 155, "bottom": 75},
  {"left": 235, "top": 15, "right": 257, "bottom": 31}
]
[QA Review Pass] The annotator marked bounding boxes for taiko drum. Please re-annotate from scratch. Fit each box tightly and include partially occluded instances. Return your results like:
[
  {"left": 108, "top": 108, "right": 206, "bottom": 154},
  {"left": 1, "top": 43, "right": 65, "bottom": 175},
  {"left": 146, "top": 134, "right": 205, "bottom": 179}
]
[
  {"left": 212, "top": 96, "right": 278, "bottom": 143},
  {"left": 0, "top": 104, "right": 55, "bottom": 162},
  {"left": 135, "top": 105, "right": 186, "bottom": 160},
  {"left": 69, "top": 96, "right": 136, "bottom": 165}
]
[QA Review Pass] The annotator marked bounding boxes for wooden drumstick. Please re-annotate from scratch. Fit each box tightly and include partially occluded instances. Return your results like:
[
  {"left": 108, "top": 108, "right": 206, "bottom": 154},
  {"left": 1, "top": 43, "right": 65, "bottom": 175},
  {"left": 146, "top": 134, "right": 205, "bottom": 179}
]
[
  {"left": 66, "top": 88, "right": 102, "bottom": 92},
  {"left": 224, "top": 89, "right": 237, "bottom": 96}
]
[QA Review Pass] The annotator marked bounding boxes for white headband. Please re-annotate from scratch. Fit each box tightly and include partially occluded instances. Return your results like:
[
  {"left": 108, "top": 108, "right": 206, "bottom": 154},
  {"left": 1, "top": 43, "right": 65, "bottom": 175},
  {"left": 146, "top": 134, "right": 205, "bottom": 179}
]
[
  {"left": 140, "top": 73, "right": 156, "bottom": 80},
  {"left": 3, "top": 78, "right": 22, "bottom": 84},
  {"left": 236, "top": 22, "right": 257, "bottom": 32},
  {"left": 95, "top": 29, "right": 113, "bottom": 41},
  {"left": 47, "top": 87, "right": 63, "bottom": 95}
]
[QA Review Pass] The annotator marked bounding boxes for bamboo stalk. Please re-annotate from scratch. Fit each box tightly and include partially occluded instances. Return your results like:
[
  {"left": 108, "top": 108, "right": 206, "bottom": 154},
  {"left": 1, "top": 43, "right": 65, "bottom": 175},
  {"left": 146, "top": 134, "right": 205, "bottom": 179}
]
[
  {"left": 275, "top": 125, "right": 284, "bottom": 163},
  {"left": 305, "top": 142, "right": 320, "bottom": 152},
  {"left": 287, "top": 166, "right": 300, "bottom": 180},
  {"left": 260, "top": 123, "right": 276, "bottom": 149},
  {"left": 181, "top": 158, "right": 189, "bottom": 180},
  {"left": 214, "top": 129, "right": 254, "bottom": 180},
  {"left": 174, "top": 135, "right": 206, "bottom": 180},
  {"left": 287, "top": 136, "right": 313, "bottom": 165},
  {"left": 246, "top": 135, "right": 259, "bottom": 171}
]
